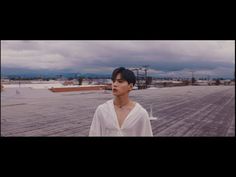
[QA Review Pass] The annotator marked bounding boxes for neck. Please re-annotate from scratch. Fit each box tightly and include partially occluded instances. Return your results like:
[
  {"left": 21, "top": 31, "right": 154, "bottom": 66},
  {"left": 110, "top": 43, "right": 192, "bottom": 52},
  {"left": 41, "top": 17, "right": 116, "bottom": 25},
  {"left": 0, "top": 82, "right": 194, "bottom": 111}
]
[{"left": 114, "top": 94, "right": 130, "bottom": 107}]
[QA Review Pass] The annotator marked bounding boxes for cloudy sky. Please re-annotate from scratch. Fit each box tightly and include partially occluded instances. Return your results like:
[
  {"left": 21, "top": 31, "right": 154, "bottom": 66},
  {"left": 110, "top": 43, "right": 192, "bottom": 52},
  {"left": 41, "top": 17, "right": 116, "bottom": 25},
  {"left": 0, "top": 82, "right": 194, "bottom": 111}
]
[{"left": 1, "top": 40, "right": 235, "bottom": 78}]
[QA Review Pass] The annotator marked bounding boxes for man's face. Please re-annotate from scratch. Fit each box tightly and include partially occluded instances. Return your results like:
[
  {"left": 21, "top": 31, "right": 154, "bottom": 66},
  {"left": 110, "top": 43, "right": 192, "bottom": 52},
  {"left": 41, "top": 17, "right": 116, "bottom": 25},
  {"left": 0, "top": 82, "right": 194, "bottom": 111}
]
[{"left": 112, "top": 73, "right": 133, "bottom": 96}]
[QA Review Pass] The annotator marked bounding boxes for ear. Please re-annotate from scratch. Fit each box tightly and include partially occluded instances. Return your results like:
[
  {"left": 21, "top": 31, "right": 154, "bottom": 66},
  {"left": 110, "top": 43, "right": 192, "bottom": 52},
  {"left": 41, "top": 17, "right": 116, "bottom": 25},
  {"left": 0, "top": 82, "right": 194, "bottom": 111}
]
[{"left": 129, "top": 83, "right": 133, "bottom": 91}]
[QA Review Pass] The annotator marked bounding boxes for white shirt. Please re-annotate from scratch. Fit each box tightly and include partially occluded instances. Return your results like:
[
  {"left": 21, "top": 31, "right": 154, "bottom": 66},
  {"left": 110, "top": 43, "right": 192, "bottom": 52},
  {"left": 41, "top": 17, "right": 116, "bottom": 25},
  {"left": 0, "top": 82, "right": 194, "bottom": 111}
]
[{"left": 89, "top": 99, "right": 153, "bottom": 136}]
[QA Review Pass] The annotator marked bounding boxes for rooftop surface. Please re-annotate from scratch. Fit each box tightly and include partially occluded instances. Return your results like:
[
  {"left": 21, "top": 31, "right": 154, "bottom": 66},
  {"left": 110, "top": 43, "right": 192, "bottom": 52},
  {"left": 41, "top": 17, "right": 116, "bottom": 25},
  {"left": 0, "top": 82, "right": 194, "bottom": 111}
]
[{"left": 1, "top": 86, "right": 235, "bottom": 136}]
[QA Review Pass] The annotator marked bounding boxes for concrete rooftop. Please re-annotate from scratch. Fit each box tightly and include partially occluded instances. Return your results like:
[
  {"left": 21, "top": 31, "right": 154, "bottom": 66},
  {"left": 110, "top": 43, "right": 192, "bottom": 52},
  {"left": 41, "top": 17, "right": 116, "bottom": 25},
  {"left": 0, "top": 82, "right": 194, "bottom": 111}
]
[{"left": 1, "top": 86, "right": 235, "bottom": 136}]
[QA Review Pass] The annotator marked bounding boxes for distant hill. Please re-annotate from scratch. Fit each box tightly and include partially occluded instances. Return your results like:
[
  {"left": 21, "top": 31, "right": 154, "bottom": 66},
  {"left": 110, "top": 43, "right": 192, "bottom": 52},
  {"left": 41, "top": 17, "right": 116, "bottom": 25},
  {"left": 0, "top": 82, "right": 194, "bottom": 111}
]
[
  {"left": 1, "top": 67, "right": 111, "bottom": 79},
  {"left": 1, "top": 67, "right": 234, "bottom": 80}
]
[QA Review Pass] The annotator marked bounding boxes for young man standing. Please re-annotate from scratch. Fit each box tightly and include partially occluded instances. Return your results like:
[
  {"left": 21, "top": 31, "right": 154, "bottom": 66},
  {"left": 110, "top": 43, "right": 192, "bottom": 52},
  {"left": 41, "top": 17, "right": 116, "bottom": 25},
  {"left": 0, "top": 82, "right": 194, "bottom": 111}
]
[{"left": 89, "top": 67, "right": 153, "bottom": 136}]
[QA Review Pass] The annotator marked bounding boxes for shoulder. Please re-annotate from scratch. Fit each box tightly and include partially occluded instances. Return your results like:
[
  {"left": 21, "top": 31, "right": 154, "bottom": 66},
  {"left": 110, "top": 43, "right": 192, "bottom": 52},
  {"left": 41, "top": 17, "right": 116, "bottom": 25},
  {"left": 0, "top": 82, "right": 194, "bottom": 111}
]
[
  {"left": 135, "top": 102, "right": 149, "bottom": 117},
  {"left": 96, "top": 99, "right": 113, "bottom": 112}
]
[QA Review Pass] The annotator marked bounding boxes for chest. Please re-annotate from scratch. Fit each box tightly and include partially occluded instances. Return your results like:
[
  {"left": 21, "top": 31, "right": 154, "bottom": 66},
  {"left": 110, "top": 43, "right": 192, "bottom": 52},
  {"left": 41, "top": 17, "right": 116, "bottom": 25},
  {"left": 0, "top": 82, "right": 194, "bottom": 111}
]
[{"left": 114, "top": 107, "right": 133, "bottom": 128}]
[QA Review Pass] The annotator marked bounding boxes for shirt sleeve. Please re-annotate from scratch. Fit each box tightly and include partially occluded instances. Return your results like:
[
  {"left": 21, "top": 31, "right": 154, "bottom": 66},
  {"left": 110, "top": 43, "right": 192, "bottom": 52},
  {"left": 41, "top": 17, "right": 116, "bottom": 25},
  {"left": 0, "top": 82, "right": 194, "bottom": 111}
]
[
  {"left": 89, "top": 106, "right": 102, "bottom": 136},
  {"left": 143, "top": 110, "right": 153, "bottom": 136}
]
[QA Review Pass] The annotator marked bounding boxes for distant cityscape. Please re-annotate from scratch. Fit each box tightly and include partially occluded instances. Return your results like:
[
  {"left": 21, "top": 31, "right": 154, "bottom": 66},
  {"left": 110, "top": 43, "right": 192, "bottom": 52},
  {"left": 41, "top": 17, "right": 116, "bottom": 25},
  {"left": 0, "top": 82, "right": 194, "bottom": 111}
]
[
  {"left": 1, "top": 65, "right": 235, "bottom": 91},
  {"left": 1, "top": 70, "right": 235, "bottom": 92}
]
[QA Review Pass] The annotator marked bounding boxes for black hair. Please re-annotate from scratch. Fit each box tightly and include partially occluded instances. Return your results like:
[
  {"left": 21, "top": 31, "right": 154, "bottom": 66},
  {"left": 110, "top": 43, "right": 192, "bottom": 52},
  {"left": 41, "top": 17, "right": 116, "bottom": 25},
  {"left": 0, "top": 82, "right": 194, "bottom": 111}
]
[{"left": 111, "top": 67, "right": 136, "bottom": 86}]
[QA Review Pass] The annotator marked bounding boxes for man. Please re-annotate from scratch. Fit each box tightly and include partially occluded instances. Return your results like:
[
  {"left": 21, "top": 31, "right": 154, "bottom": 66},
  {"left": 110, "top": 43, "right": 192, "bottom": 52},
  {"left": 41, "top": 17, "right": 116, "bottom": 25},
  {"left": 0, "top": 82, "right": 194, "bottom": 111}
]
[{"left": 89, "top": 67, "right": 153, "bottom": 136}]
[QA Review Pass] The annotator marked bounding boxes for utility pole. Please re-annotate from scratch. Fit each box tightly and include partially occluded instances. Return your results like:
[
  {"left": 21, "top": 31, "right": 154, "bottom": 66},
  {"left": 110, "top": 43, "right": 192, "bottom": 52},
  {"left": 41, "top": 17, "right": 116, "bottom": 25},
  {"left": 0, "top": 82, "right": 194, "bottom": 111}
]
[
  {"left": 130, "top": 66, "right": 149, "bottom": 89},
  {"left": 142, "top": 65, "right": 149, "bottom": 88},
  {"left": 191, "top": 70, "right": 195, "bottom": 85}
]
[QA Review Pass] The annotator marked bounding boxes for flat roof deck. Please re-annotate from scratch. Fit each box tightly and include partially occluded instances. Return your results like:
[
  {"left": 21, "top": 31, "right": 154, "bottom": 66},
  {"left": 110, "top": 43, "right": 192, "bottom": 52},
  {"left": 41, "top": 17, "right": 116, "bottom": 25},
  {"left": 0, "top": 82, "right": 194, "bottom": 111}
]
[{"left": 1, "top": 86, "right": 235, "bottom": 136}]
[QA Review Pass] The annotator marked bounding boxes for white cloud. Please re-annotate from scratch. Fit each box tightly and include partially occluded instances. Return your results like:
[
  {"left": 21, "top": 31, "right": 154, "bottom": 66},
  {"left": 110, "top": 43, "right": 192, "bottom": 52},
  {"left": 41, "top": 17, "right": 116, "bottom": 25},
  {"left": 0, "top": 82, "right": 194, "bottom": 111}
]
[{"left": 1, "top": 40, "right": 235, "bottom": 78}]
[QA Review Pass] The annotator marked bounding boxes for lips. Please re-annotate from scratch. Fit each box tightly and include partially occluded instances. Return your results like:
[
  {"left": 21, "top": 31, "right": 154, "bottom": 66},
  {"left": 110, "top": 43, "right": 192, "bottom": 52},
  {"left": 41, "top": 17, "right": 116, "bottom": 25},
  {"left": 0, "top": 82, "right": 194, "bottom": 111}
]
[{"left": 113, "top": 88, "right": 118, "bottom": 92}]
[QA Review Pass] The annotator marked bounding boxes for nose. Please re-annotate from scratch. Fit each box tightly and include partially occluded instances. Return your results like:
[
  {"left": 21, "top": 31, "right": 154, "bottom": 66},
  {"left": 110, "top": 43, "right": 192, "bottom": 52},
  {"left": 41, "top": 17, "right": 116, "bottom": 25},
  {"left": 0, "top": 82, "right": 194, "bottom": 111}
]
[{"left": 113, "top": 81, "right": 118, "bottom": 87}]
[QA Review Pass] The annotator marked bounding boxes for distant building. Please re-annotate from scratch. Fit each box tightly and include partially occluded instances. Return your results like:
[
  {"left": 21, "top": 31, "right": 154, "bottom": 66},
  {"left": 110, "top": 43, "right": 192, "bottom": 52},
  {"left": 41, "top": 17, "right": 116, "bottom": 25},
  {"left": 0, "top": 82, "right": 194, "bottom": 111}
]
[{"left": 63, "top": 81, "right": 75, "bottom": 86}]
